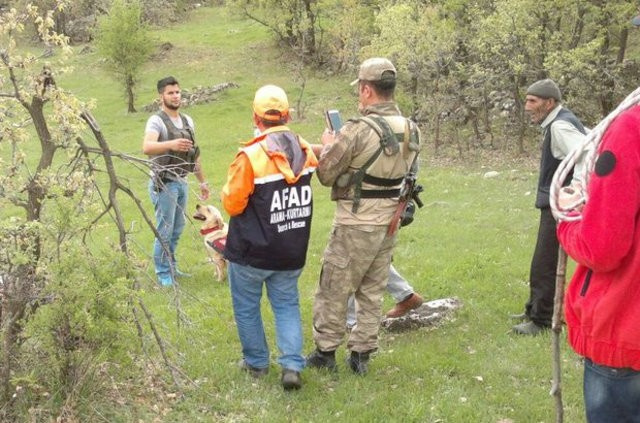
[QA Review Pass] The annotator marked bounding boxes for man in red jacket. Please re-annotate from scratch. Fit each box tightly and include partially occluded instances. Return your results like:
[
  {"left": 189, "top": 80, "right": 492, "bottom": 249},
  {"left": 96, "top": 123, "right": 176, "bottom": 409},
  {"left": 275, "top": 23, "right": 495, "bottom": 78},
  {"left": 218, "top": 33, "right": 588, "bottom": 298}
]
[{"left": 557, "top": 104, "right": 640, "bottom": 422}]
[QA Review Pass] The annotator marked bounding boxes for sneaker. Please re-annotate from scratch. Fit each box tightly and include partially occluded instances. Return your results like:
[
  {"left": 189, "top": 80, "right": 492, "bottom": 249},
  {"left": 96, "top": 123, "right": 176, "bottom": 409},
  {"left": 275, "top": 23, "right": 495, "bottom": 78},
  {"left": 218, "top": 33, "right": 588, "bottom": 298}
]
[
  {"left": 281, "top": 369, "right": 302, "bottom": 390},
  {"left": 346, "top": 351, "right": 370, "bottom": 375},
  {"left": 158, "top": 274, "right": 174, "bottom": 287},
  {"left": 305, "top": 349, "right": 337, "bottom": 372},
  {"left": 385, "top": 293, "right": 424, "bottom": 318},
  {"left": 512, "top": 321, "right": 548, "bottom": 336},
  {"left": 237, "top": 359, "right": 269, "bottom": 378}
]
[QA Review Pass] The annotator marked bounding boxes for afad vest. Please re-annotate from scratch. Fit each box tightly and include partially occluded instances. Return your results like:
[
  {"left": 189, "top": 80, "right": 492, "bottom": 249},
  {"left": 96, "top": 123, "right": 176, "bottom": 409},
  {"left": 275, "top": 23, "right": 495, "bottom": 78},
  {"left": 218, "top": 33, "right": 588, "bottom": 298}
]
[
  {"left": 535, "top": 108, "right": 586, "bottom": 208},
  {"left": 151, "top": 111, "right": 199, "bottom": 181},
  {"left": 224, "top": 134, "right": 316, "bottom": 271}
]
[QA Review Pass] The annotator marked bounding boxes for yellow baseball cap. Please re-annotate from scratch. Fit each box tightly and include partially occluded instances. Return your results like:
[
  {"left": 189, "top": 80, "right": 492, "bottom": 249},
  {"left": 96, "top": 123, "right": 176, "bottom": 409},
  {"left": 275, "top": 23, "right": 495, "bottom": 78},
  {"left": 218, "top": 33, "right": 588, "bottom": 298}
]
[{"left": 253, "top": 85, "right": 289, "bottom": 121}]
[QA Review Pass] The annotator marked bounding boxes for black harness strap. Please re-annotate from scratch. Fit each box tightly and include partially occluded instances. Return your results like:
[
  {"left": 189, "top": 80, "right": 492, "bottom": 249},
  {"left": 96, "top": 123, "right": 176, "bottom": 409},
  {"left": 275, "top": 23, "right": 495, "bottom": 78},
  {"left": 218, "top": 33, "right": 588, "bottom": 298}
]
[
  {"left": 362, "top": 174, "right": 404, "bottom": 186},
  {"left": 360, "top": 189, "right": 401, "bottom": 199},
  {"left": 349, "top": 115, "right": 401, "bottom": 212}
]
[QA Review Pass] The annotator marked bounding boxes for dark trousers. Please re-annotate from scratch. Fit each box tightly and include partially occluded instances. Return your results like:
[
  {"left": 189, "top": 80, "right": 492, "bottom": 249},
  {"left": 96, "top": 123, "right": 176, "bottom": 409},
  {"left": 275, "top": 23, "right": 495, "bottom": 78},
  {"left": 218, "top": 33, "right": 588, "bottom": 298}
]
[{"left": 525, "top": 207, "right": 558, "bottom": 327}]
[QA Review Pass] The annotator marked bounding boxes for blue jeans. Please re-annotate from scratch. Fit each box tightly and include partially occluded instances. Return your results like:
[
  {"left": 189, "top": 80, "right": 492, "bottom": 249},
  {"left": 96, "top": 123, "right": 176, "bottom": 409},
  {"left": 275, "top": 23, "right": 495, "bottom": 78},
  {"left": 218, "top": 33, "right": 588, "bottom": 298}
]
[
  {"left": 228, "top": 262, "right": 305, "bottom": 372},
  {"left": 584, "top": 358, "right": 640, "bottom": 422},
  {"left": 148, "top": 179, "right": 187, "bottom": 280}
]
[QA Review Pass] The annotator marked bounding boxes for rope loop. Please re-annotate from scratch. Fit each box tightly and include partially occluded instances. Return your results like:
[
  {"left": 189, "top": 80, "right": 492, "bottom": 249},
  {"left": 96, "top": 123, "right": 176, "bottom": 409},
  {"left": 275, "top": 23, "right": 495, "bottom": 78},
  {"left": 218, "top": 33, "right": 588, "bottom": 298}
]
[{"left": 551, "top": 86, "right": 640, "bottom": 222}]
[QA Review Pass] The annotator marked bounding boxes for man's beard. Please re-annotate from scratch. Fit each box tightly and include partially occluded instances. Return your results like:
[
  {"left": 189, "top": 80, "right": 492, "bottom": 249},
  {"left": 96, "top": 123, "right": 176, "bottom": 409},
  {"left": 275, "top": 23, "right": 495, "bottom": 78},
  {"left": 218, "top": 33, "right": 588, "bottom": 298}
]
[{"left": 163, "top": 100, "right": 180, "bottom": 111}]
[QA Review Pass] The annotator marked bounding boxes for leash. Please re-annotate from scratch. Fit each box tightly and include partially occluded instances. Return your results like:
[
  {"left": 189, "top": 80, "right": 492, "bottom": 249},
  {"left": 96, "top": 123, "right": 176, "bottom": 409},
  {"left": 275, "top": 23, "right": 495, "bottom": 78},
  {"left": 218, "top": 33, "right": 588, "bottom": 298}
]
[{"left": 551, "top": 86, "right": 640, "bottom": 222}]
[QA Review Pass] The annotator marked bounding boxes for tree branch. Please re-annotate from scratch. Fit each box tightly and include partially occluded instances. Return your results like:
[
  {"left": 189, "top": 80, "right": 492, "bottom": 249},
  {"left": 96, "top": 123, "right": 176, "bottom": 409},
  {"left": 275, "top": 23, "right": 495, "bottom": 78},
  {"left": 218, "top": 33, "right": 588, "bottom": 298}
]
[
  {"left": 551, "top": 248, "right": 567, "bottom": 423},
  {"left": 78, "top": 110, "right": 187, "bottom": 390}
]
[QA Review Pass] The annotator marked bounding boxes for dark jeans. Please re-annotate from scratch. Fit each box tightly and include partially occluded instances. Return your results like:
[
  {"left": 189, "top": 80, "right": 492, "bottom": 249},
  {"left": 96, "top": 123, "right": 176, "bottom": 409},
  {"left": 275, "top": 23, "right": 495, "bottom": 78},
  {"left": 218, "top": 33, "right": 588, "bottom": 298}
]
[
  {"left": 584, "top": 358, "right": 640, "bottom": 422},
  {"left": 524, "top": 207, "right": 557, "bottom": 327}
]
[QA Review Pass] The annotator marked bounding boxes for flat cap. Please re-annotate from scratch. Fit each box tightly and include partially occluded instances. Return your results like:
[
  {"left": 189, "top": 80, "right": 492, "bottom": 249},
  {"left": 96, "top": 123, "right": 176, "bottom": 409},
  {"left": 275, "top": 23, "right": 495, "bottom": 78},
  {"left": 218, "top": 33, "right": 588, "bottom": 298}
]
[{"left": 526, "top": 78, "right": 562, "bottom": 101}]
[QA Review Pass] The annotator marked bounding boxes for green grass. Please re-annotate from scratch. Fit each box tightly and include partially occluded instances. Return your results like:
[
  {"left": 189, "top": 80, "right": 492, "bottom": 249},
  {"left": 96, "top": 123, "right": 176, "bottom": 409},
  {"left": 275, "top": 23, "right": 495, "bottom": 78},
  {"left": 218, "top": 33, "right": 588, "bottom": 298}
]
[{"left": 12, "top": 5, "right": 588, "bottom": 422}]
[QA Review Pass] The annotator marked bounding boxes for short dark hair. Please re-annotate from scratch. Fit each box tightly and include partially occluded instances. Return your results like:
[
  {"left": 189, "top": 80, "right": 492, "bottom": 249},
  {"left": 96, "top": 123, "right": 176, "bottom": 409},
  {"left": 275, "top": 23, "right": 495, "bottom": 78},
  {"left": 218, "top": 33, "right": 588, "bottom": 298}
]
[
  {"left": 366, "top": 70, "right": 396, "bottom": 99},
  {"left": 157, "top": 76, "right": 179, "bottom": 93},
  {"left": 260, "top": 117, "right": 287, "bottom": 127}
]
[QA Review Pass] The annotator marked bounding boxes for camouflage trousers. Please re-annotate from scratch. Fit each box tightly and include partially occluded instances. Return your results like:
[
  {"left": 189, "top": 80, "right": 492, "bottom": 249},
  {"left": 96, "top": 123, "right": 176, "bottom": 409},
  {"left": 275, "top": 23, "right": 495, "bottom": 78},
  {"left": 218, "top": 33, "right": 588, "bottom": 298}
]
[{"left": 312, "top": 224, "right": 397, "bottom": 353}]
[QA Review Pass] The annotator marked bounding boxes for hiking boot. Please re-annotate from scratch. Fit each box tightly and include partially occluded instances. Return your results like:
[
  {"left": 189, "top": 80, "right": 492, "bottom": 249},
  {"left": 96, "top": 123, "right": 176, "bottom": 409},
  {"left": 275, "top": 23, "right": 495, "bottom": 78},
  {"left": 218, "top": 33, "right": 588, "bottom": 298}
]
[
  {"left": 385, "top": 293, "right": 424, "bottom": 318},
  {"left": 305, "top": 349, "right": 337, "bottom": 372},
  {"left": 237, "top": 359, "right": 269, "bottom": 378},
  {"left": 281, "top": 369, "right": 302, "bottom": 390},
  {"left": 512, "top": 321, "right": 548, "bottom": 336},
  {"left": 346, "top": 351, "right": 370, "bottom": 375}
]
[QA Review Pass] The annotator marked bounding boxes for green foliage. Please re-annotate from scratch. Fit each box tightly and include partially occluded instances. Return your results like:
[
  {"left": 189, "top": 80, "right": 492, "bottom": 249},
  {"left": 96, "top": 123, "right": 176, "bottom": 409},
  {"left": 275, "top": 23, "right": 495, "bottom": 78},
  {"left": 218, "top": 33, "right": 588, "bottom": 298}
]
[
  {"left": 233, "top": 0, "right": 640, "bottom": 154},
  {"left": 16, "top": 243, "right": 138, "bottom": 413},
  {"left": 95, "top": 0, "right": 153, "bottom": 112},
  {"left": 4, "top": 2, "right": 640, "bottom": 421},
  {"left": 227, "top": 0, "right": 321, "bottom": 59},
  {"left": 2, "top": 3, "right": 153, "bottom": 420},
  {"left": 48, "top": 6, "right": 587, "bottom": 421},
  {"left": 320, "top": 0, "right": 376, "bottom": 70},
  {"left": 364, "top": 3, "right": 458, "bottom": 114}
]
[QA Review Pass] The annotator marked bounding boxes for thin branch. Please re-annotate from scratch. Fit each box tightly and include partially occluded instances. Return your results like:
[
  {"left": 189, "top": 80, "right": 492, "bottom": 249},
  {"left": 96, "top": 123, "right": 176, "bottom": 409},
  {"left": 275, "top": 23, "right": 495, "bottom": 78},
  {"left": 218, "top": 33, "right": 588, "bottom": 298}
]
[
  {"left": 136, "top": 298, "right": 182, "bottom": 389},
  {"left": 78, "top": 110, "right": 187, "bottom": 389},
  {"left": 551, "top": 248, "right": 568, "bottom": 423}
]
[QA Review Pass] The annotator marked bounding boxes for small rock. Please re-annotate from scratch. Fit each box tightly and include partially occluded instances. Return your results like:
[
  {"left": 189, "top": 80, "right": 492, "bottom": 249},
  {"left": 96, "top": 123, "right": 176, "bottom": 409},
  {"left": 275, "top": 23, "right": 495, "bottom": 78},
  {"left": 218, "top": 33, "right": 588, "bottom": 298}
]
[{"left": 381, "top": 297, "right": 462, "bottom": 333}]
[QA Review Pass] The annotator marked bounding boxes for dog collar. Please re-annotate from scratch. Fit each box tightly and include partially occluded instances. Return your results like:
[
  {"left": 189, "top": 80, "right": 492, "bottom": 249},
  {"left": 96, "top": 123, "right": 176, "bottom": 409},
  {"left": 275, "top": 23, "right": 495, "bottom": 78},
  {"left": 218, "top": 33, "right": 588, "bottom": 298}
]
[{"left": 200, "top": 226, "right": 221, "bottom": 236}]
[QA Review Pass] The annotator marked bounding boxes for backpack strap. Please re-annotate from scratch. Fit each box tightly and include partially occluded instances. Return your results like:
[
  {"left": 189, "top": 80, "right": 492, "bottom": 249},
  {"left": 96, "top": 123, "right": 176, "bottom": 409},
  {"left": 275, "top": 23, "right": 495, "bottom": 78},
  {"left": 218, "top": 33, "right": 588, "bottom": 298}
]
[{"left": 348, "top": 115, "right": 403, "bottom": 213}]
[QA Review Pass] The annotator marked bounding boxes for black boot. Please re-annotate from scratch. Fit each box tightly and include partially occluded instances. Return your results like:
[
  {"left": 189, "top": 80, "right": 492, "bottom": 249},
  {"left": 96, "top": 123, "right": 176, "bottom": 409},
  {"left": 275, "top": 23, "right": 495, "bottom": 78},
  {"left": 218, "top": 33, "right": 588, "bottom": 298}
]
[
  {"left": 346, "top": 350, "right": 370, "bottom": 375},
  {"left": 305, "top": 349, "right": 337, "bottom": 371},
  {"left": 281, "top": 369, "right": 302, "bottom": 390}
]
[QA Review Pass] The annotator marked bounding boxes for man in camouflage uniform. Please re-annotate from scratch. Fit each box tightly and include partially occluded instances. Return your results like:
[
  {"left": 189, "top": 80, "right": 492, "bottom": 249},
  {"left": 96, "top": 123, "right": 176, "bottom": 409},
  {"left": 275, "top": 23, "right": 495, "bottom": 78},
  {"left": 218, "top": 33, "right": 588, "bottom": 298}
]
[{"left": 307, "top": 58, "right": 421, "bottom": 375}]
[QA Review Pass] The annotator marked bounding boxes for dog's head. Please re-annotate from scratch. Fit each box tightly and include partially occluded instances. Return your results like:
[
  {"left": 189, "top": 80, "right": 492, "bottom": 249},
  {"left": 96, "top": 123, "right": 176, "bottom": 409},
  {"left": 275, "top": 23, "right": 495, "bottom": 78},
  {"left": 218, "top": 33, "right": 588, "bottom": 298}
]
[{"left": 193, "top": 204, "right": 225, "bottom": 232}]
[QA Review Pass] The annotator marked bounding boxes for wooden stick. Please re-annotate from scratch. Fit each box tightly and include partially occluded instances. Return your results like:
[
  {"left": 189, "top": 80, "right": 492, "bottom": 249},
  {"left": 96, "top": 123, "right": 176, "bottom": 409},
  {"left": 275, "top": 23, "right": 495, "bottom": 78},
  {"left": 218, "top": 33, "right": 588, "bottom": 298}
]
[{"left": 551, "top": 247, "right": 568, "bottom": 423}]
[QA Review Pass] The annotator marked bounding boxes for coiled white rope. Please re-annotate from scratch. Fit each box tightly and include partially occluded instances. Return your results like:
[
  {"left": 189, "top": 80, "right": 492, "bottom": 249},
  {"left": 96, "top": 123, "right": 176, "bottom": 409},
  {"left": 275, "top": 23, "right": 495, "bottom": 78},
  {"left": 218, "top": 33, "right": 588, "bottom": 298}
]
[{"left": 550, "top": 86, "right": 640, "bottom": 222}]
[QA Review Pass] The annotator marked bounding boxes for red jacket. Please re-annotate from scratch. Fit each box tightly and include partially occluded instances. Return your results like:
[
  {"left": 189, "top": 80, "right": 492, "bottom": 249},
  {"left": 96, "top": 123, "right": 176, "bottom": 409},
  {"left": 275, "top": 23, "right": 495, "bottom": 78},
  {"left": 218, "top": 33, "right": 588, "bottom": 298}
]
[{"left": 557, "top": 105, "right": 640, "bottom": 370}]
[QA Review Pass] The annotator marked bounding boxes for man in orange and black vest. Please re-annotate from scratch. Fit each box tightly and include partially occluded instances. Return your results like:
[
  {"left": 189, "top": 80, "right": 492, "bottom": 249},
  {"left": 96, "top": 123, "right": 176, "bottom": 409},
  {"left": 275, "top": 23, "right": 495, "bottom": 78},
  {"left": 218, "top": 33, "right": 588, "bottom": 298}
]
[{"left": 221, "top": 85, "right": 318, "bottom": 390}]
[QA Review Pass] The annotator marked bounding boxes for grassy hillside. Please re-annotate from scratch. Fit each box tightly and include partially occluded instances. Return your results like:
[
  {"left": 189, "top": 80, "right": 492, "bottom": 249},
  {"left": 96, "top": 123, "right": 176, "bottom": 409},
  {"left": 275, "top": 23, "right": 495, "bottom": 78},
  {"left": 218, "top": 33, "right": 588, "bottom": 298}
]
[{"left": 50, "top": 5, "right": 587, "bottom": 422}]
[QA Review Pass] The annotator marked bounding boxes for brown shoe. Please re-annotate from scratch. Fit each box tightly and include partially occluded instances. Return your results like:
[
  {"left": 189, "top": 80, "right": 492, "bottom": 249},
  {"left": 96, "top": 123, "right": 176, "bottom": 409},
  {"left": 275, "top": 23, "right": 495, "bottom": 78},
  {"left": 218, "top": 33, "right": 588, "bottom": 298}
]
[{"left": 385, "top": 293, "right": 424, "bottom": 318}]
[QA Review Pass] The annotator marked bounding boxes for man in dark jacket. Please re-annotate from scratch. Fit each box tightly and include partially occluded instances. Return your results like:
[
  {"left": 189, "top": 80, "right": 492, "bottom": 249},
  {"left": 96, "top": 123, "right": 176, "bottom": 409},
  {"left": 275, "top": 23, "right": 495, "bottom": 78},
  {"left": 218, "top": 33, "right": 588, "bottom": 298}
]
[{"left": 512, "top": 79, "right": 586, "bottom": 335}]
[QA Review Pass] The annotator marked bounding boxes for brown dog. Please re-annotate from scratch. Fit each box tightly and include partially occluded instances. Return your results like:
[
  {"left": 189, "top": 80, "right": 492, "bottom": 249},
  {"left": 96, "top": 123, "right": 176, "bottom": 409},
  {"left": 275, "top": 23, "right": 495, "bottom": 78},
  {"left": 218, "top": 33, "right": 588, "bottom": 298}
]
[{"left": 193, "top": 204, "right": 228, "bottom": 281}]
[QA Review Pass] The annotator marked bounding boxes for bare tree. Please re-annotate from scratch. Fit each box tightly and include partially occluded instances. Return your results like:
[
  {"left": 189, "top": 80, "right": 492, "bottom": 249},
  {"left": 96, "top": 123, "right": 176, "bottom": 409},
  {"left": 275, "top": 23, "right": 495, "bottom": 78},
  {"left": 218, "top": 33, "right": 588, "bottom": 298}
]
[{"left": 1, "top": 4, "right": 185, "bottom": 419}]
